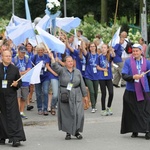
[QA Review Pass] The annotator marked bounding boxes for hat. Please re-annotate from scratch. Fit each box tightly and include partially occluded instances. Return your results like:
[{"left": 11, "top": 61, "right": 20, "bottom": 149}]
[
  {"left": 132, "top": 44, "right": 142, "bottom": 50},
  {"left": 18, "top": 45, "right": 27, "bottom": 53}
]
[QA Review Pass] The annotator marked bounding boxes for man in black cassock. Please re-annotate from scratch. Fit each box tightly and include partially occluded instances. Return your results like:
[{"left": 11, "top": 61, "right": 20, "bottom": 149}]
[{"left": 0, "top": 50, "right": 26, "bottom": 147}]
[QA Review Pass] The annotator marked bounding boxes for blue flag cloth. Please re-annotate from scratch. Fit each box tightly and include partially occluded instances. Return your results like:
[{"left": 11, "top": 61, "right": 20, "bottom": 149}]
[
  {"left": 25, "top": 0, "right": 31, "bottom": 21},
  {"left": 8, "top": 22, "right": 35, "bottom": 46},
  {"left": 22, "top": 61, "right": 43, "bottom": 84},
  {"left": 36, "top": 15, "right": 51, "bottom": 31},
  {"left": 8, "top": 15, "right": 31, "bottom": 26},
  {"left": 56, "top": 17, "right": 81, "bottom": 33},
  {"left": 111, "top": 27, "right": 121, "bottom": 47},
  {"left": 36, "top": 26, "right": 65, "bottom": 54}
]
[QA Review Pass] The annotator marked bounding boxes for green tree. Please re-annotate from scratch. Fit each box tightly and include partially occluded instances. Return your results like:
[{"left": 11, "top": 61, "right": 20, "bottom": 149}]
[{"left": 101, "top": 0, "right": 108, "bottom": 24}]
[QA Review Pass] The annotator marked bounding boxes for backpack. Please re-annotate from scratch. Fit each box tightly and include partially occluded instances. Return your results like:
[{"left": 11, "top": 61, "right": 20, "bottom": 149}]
[
  {"left": 14, "top": 55, "right": 29, "bottom": 65},
  {"left": 124, "top": 40, "right": 133, "bottom": 54}
]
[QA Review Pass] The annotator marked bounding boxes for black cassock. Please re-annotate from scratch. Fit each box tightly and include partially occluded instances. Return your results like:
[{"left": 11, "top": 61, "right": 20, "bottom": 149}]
[{"left": 0, "top": 63, "right": 26, "bottom": 142}]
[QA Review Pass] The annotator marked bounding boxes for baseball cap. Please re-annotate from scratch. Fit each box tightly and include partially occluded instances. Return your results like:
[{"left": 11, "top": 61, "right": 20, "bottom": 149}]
[
  {"left": 18, "top": 45, "right": 27, "bottom": 53},
  {"left": 132, "top": 44, "right": 142, "bottom": 50}
]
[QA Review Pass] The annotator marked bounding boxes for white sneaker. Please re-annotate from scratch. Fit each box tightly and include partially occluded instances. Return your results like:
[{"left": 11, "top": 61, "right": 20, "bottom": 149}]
[
  {"left": 107, "top": 108, "right": 113, "bottom": 115},
  {"left": 94, "top": 108, "right": 97, "bottom": 111},
  {"left": 91, "top": 109, "right": 96, "bottom": 113},
  {"left": 101, "top": 110, "right": 108, "bottom": 116}
]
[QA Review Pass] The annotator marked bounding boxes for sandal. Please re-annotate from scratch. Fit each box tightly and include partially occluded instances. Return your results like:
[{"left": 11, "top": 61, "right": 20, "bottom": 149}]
[
  {"left": 65, "top": 133, "right": 71, "bottom": 140},
  {"left": 51, "top": 108, "right": 56, "bottom": 115},
  {"left": 75, "top": 133, "right": 83, "bottom": 139}
]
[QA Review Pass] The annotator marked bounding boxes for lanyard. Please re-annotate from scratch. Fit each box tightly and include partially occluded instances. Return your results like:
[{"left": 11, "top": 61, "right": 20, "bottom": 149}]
[
  {"left": 101, "top": 55, "right": 109, "bottom": 68},
  {"left": 4, "top": 66, "right": 7, "bottom": 80},
  {"left": 67, "top": 71, "right": 74, "bottom": 82},
  {"left": 136, "top": 60, "right": 141, "bottom": 74},
  {"left": 81, "top": 55, "right": 86, "bottom": 64},
  {"left": 90, "top": 54, "right": 97, "bottom": 66},
  {"left": 18, "top": 59, "right": 25, "bottom": 68}
]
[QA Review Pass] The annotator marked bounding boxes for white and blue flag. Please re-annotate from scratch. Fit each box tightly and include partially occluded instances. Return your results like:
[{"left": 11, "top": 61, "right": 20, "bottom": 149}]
[
  {"left": 22, "top": 61, "right": 43, "bottom": 84},
  {"left": 36, "top": 26, "right": 65, "bottom": 54}
]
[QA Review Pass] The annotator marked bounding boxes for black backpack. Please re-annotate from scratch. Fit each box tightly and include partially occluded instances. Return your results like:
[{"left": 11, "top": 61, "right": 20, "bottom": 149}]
[{"left": 124, "top": 40, "right": 133, "bottom": 54}]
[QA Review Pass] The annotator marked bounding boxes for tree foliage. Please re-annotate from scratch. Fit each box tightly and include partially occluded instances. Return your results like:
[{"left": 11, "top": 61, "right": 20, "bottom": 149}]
[{"left": 0, "top": 0, "right": 149, "bottom": 26}]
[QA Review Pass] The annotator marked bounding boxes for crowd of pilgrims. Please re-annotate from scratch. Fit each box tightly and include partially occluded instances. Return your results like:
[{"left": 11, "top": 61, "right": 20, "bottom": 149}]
[
  {"left": 0, "top": 30, "right": 117, "bottom": 118},
  {"left": 1, "top": 28, "right": 150, "bottom": 143}
]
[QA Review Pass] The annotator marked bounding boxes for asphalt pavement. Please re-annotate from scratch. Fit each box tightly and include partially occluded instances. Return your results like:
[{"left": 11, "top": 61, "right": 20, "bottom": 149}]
[{"left": 1, "top": 87, "right": 150, "bottom": 150}]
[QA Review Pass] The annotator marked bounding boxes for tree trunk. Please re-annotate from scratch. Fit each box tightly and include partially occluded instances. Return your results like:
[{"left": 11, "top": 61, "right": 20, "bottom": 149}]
[{"left": 101, "top": 0, "right": 107, "bottom": 24}]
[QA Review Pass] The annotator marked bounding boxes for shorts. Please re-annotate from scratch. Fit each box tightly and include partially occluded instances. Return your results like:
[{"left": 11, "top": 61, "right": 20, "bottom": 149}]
[{"left": 17, "top": 86, "right": 29, "bottom": 101}]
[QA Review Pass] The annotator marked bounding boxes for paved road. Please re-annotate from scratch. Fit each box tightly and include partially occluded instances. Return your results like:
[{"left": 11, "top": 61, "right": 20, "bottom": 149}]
[{"left": 1, "top": 87, "right": 150, "bottom": 150}]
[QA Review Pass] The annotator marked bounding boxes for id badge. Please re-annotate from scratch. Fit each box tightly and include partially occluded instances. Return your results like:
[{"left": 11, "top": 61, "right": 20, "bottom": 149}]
[
  {"left": 67, "top": 83, "right": 73, "bottom": 91},
  {"left": 21, "top": 67, "right": 25, "bottom": 71},
  {"left": 44, "top": 67, "right": 47, "bottom": 72},
  {"left": 82, "top": 64, "right": 85, "bottom": 71},
  {"left": 104, "top": 71, "right": 108, "bottom": 76},
  {"left": 2, "top": 80, "right": 8, "bottom": 88},
  {"left": 135, "top": 79, "right": 139, "bottom": 82},
  {"left": 40, "top": 70, "right": 43, "bottom": 75},
  {"left": 93, "top": 67, "right": 97, "bottom": 73}
]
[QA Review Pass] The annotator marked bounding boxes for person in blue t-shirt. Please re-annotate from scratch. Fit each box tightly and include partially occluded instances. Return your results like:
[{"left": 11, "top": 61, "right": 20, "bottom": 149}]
[
  {"left": 97, "top": 44, "right": 115, "bottom": 116},
  {"left": 31, "top": 43, "right": 55, "bottom": 116},
  {"left": 48, "top": 51, "right": 60, "bottom": 115},
  {"left": 66, "top": 39, "right": 86, "bottom": 78},
  {"left": 12, "top": 45, "right": 32, "bottom": 119},
  {"left": 25, "top": 42, "right": 35, "bottom": 110},
  {"left": 82, "top": 42, "right": 100, "bottom": 113},
  {"left": 112, "top": 37, "right": 126, "bottom": 87}
]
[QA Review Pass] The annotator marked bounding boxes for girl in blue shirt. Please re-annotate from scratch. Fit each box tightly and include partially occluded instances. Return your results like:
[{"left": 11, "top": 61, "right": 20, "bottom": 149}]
[
  {"left": 83, "top": 42, "right": 99, "bottom": 113},
  {"left": 97, "top": 44, "right": 115, "bottom": 116}
]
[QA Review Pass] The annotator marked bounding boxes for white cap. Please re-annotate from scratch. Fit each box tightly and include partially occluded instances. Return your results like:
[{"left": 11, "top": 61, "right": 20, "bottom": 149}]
[{"left": 132, "top": 43, "right": 142, "bottom": 50}]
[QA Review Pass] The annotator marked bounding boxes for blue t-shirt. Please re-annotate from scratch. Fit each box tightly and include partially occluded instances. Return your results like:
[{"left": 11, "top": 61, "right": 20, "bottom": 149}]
[
  {"left": 97, "top": 54, "right": 113, "bottom": 80},
  {"left": 31, "top": 54, "right": 50, "bottom": 83},
  {"left": 72, "top": 50, "right": 86, "bottom": 77},
  {"left": 113, "top": 44, "right": 123, "bottom": 63},
  {"left": 122, "top": 58, "right": 150, "bottom": 91},
  {"left": 12, "top": 56, "right": 32, "bottom": 87},
  {"left": 11, "top": 48, "right": 17, "bottom": 58},
  {"left": 84, "top": 52, "right": 100, "bottom": 80},
  {"left": 27, "top": 51, "right": 34, "bottom": 59}
]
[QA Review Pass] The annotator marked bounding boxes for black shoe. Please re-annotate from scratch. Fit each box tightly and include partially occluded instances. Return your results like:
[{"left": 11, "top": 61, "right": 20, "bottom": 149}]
[
  {"left": 65, "top": 133, "right": 71, "bottom": 140},
  {"left": 27, "top": 105, "right": 34, "bottom": 111},
  {"left": 121, "top": 84, "right": 126, "bottom": 87},
  {"left": 12, "top": 141, "right": 20, "bottom": 147},
  {"left": 75, "top": 133, "right": 83, "bottom": 139},
  {"left": 0, "top": 138, "right": 5, "bottom": 145},
  {"left": 113, "top": 84, "right": 120, "bottom": 88},
  {"left": 145, "top": 132, "right": 150, "bottom": 140},
  {"left": 131, "top": 132, "right": 138, "bottom": 138}
]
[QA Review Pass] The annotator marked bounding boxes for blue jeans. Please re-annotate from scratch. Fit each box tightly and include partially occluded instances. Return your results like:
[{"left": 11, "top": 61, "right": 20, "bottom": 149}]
[
  {"left": 35, "top": 80, "right": 50, "bottom": 111},
  {"left": 51, "top": 79, "right": 59, "bottom": 109}
]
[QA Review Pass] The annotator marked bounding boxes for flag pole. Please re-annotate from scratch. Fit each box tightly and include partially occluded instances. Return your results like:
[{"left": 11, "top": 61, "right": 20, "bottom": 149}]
[
  {"left": 110, "top": 0, "right": 119, "bottom": 48},
  {"left": 10, "top": 61, "right": 42, "bottom": 86},
  {"left": 10, "top": 71, "right": 30, "bottom": 87},
  {"left": 12, "top": 0, "right": 15, "bottom": 15}
]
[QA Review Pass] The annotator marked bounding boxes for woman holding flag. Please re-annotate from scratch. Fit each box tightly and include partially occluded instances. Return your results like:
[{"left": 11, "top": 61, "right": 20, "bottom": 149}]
[{"left": 31, "top": 43, "right": 57, "bottom": 116}]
